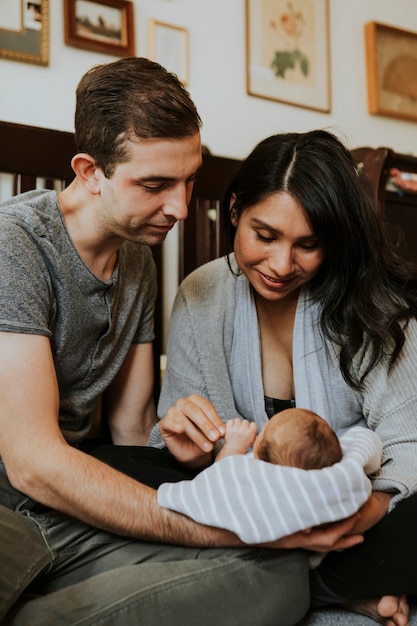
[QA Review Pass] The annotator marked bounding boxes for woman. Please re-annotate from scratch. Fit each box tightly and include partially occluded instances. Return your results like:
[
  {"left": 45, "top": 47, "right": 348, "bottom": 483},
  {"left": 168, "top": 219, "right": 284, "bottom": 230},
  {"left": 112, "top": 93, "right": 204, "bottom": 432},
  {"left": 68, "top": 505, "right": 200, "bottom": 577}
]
[{"left": 150, "top": 130, "right": 417, "bottom": 625}]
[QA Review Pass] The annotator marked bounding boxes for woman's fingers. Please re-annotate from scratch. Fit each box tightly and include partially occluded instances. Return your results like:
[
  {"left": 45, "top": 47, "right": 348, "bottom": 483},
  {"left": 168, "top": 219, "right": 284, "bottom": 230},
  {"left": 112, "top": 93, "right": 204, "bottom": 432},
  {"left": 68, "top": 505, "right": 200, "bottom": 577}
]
[{"left": 160, "top": 394, "right": 225, "bottom": 453}]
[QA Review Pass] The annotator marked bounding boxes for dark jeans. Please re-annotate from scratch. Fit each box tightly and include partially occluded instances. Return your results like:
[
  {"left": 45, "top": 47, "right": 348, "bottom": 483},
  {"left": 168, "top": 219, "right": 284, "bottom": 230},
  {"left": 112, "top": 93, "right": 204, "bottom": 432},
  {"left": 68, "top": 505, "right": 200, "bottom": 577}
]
[
  {"left": 90, "top": 444, "right": 197, "bottom": 487},
  {"left": 0, "top": 448, "right": 309, "bottom": 626},
  {"left": 311, "top": 491, "right": 417, "bottom": 604}
]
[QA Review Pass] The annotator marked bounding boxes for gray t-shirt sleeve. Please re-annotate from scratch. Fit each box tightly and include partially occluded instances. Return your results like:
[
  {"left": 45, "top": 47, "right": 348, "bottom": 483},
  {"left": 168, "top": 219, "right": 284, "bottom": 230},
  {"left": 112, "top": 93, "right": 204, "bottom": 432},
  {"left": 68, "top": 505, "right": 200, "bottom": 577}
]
[{"left": 0, "top": 218, "right": 52, "bottom": 335}]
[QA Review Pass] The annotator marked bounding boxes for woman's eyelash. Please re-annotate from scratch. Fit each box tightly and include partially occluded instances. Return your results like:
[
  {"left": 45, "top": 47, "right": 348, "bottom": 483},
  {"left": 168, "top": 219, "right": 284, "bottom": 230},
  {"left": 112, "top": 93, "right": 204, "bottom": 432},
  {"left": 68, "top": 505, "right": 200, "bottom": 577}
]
[
  {"left": 298, "top": 242, "right": 320, "bottom": 250},
  {"left": 255, "top": 231, "right": 320, "bottom": 249},
  {"left": 256, "top": 232, "right": 274, "bottom": 242}
]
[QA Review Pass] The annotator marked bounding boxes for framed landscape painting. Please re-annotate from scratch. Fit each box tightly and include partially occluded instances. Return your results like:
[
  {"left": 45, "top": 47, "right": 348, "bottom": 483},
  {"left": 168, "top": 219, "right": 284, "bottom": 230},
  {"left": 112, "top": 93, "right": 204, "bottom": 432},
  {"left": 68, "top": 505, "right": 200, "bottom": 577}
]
[{"left": 64, "top": 0, "right": 135, "bottom": 57}]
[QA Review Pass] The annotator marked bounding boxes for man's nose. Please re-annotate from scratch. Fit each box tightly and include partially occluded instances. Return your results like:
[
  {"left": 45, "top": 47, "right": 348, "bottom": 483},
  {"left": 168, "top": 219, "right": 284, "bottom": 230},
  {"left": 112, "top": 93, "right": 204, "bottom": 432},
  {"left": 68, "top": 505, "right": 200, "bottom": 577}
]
[{"left": 163, "top": 183, "right": 192, "bottom": 221}]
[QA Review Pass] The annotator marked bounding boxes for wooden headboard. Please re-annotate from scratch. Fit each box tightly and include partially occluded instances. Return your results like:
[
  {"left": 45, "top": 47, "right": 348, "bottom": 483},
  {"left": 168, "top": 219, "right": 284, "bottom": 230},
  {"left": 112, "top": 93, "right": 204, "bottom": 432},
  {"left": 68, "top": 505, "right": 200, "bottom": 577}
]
[
  {"left": 0, "top": 120, "right": 75, "bottom": 193},
  {"left": 0, "top": 121, "right": 240, "bottom": 402}
]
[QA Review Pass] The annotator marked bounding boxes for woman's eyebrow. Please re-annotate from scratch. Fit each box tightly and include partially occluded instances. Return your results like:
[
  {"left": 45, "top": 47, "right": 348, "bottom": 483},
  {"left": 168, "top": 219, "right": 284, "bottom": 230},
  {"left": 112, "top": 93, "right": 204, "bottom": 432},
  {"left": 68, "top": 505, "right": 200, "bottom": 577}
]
[
  {"left": 250, "top": 217, "right": 317, "bottom": 240},
  {"left": 250, "top": 217, "right": 280, "bottom": 232}
]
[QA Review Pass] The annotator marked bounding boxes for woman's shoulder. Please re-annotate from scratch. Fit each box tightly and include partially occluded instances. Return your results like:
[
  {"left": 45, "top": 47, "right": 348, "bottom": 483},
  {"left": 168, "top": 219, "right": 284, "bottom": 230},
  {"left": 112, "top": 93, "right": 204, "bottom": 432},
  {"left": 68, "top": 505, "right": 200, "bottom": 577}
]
[
  {"left": 179, "top": 254, "right": 237, "bottom": 294},
  {"left": 168, "top": 256, "right": 238, "bottom": 351}
]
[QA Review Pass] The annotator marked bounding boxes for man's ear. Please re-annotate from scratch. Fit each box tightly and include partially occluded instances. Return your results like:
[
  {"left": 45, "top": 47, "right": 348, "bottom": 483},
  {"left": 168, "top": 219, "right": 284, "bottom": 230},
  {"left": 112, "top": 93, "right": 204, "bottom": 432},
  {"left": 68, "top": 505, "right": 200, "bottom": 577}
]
[
  {"left": 230, "top": 194, "right": 238, "bottom": 227},
  {"left": 71, "top": 153, "right": 101, "bottom": 194}
]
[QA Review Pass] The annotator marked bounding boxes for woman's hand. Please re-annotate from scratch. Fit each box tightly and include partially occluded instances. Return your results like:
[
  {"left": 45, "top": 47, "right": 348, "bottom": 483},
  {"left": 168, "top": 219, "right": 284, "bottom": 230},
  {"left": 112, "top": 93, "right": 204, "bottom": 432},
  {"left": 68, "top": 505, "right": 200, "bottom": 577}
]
[
  {"left": 264, "top": 513, "right": 364, "bottom": 552},
  {"left": 159, "top": 394, "right": 226, "bottom": 468}
]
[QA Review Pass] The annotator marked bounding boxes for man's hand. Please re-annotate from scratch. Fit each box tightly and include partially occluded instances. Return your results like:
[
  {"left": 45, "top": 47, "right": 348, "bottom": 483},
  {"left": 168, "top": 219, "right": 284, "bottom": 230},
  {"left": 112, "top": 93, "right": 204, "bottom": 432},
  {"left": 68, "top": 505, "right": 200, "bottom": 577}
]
[{"left": 159, "top": 394, "right": 225, "bottom": 468}]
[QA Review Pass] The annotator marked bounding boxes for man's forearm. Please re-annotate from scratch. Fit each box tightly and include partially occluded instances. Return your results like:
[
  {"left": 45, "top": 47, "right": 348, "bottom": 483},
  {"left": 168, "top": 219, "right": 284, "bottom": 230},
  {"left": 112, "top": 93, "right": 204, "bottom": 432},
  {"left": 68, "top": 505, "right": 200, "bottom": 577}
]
[{"left": 8, "top": 443, "right": 242, "bottom": 547}]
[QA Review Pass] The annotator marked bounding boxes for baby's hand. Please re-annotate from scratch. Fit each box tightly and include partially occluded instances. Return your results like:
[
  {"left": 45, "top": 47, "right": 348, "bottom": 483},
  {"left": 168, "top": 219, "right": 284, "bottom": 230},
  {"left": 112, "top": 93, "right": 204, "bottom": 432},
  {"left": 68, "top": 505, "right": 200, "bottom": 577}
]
[{"left": 216, "top": 418, "right": 258, "bottom": 461}]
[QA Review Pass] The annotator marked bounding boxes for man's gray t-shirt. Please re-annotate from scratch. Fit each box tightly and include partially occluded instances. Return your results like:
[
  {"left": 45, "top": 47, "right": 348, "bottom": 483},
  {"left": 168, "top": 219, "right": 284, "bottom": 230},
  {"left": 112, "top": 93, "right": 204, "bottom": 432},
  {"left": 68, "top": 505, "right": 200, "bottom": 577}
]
[{"left": 0, "top": 190, "right": 156, "bottom": 443}]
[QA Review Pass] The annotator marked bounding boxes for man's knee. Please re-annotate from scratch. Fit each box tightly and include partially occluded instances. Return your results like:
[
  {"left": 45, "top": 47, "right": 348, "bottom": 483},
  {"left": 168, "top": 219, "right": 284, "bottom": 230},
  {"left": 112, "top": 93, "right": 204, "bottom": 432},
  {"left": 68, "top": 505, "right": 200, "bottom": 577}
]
[
  {"left": 186, "top": 547, "right": 310, "bottom": 625},
  {"left": 0, "top": 506, "right": 51, "bottom": 621},
  {"left": 4, "top": 548, "right": 310, "bottom": 626},
  {"left": 240, "top": 549, "right": 310, "bottom": 625}
]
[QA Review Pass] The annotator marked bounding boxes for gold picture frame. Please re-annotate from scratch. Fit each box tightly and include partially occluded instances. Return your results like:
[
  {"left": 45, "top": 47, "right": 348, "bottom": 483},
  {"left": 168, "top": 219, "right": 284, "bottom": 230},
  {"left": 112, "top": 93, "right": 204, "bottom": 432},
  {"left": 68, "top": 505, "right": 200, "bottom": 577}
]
[
  {"left": 64, "top": 0, "right": 135, "bottom": 57},
  {"left": 148, "top": 19, "right": 189, "bottom": 85},
  {"left": 245, "top": 0, "right": 330, "bottom": 112},
  {"left": 0, "top": 0, "right": 49, "bottom": 66},
  {"left": 365, "top": 21, "right": 417, "bottom": 123}
]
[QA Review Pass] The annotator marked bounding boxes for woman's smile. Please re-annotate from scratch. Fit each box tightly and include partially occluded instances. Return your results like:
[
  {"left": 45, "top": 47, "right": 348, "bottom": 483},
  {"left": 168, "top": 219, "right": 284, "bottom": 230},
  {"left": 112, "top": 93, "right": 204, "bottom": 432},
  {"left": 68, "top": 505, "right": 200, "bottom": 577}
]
[{"left": 258, "top": 270, "right": 295, "bottom": 290}]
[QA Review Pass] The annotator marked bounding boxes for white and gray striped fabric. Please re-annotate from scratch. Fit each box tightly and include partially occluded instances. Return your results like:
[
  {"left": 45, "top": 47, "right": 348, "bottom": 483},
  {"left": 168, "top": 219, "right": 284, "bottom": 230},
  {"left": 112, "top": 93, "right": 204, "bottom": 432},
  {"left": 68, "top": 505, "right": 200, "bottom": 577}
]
[{"left": 157, "top": 426, "right": 382, "bottom": 544}]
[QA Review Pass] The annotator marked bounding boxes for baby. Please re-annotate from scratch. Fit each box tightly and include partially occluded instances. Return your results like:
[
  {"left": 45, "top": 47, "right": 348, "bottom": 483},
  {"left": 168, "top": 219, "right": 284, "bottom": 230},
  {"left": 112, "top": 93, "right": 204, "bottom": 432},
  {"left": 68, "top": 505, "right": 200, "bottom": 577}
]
[
  {"left": 216, "top": 407, "right": 342, "bottom": 469},
  {"left": 158, "top": 409, "right": 382, "bottom": 545}
]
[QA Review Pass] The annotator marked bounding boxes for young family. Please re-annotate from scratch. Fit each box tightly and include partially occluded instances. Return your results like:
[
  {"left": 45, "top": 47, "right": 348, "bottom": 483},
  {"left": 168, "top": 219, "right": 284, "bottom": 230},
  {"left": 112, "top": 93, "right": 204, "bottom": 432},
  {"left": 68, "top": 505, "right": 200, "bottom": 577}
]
[{"left": 0, "top": 56, "right": 415, "bottom": 626}]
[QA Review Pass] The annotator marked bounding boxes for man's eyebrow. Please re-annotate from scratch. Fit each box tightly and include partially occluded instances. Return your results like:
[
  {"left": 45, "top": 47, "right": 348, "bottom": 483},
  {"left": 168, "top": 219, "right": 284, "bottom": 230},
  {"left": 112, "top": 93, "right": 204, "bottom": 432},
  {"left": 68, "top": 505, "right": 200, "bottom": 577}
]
[
  {"left": 136, "top": 164, "right": 203, "bottom": 184},
  {"left": 136, "top": 175, "right": 174, "bottom": 183}
]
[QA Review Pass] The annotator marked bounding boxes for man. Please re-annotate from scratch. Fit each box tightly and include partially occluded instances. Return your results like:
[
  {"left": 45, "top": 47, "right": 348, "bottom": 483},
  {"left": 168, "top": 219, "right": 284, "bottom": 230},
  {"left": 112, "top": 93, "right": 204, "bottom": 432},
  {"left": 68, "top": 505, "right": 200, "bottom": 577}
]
[{"left": 0, "top": 58, "right": 359, "bottom": 626}]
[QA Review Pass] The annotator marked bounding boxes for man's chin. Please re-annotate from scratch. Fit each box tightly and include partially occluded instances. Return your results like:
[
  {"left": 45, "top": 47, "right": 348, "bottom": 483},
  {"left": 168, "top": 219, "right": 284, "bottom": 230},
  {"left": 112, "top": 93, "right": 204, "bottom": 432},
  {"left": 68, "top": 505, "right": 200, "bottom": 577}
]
[{"left": 128, "top": 232, "right": 168, "bottom": 246}]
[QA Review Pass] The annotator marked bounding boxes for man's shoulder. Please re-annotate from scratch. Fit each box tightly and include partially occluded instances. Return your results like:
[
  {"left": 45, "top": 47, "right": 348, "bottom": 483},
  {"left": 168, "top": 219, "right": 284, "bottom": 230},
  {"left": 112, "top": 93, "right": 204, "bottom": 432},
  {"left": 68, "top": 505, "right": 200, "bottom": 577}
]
[
  {"left": 0, "top": 190, "right": 57, "bottom": 232},
  {"left": 0, "top": 189, "right": 54, "bottom": 211}
]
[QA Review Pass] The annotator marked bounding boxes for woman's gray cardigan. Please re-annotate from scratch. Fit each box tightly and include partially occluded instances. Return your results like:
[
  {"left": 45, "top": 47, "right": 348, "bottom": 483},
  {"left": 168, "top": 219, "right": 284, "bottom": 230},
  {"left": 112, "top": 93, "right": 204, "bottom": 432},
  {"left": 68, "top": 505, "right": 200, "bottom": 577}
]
[{"left": 151, "top": 255, "right": 417, "bottom": 506}]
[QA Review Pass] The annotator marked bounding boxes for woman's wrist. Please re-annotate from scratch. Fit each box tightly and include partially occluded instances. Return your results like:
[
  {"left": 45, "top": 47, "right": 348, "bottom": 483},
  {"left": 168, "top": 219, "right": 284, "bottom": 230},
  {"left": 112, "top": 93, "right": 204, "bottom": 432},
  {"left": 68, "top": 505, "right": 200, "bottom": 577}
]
[{"left": 351, "top": 491, "right": 392, "bottom": 533}]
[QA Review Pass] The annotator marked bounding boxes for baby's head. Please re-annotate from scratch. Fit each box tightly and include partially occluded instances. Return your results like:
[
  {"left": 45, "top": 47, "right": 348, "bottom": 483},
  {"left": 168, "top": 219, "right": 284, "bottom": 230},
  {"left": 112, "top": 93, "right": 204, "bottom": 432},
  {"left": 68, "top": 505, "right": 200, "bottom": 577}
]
[{"left": 253, "top": 408, "right": 342, "bottom": 470}]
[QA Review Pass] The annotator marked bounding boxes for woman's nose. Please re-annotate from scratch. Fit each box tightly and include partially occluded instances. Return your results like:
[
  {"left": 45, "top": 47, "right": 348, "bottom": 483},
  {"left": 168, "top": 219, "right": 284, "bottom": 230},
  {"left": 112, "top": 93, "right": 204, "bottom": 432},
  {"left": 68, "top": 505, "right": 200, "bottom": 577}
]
[{"left": 269, "top": 245, "right": 294, "bottom": 275}]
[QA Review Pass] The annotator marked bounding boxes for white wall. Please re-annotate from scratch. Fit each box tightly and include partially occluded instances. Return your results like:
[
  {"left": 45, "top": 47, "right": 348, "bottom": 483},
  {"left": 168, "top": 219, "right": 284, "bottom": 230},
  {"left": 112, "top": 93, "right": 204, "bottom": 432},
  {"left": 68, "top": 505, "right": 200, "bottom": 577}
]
[{"left": 1, "top": 0, "right": 417, "bottom": 160}]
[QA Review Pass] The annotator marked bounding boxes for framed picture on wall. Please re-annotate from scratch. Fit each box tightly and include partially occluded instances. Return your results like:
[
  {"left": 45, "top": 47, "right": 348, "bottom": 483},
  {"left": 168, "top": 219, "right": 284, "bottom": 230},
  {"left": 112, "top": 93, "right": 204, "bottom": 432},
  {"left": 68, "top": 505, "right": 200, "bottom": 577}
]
[
  {"left": 64, "top": 0, "right": 135, "bottom": 57},
  {"left": 365, "top": 21, "right": 417, "bottom": 123},
  {"left": 148, "top": 20, "right": 189, "bottom": 85},
  {"left": 245, "top": 0, "right": 330, "bottom": 112},
  {"left": 0, "top": 0, "right": 49, "bottom": 66}
]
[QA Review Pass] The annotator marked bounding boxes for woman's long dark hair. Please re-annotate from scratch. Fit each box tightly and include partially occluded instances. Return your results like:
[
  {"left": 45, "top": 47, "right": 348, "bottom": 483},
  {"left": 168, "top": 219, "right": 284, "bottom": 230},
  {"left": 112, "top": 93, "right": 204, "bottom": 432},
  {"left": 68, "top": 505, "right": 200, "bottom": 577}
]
[{"left": 221, "top": 130, "right": 417, "bottom": 390}]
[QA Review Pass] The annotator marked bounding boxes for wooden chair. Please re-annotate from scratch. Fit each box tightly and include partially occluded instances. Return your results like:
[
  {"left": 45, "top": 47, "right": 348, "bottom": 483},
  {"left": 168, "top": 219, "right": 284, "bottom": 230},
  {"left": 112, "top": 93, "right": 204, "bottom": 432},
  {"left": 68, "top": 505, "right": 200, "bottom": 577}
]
[
  {"left": 179, "top": 149, "right": 241, "bottom": 282},
  {"left": 350, "top": 146, "right": 390, "bottom": 209},
  {"left": 352, "top": 146, "right": 417, "bottom": 262},
  {"left": 185, "top": 145, "right": 417, "bottom": 280}
]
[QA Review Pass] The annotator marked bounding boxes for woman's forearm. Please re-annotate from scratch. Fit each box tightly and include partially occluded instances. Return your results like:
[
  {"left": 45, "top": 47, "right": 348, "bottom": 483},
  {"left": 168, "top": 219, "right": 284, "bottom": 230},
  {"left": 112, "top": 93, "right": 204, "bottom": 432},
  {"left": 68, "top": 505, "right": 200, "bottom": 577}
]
[{"left": 348, "top": 491, "right": 392, "bottom": 534}]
